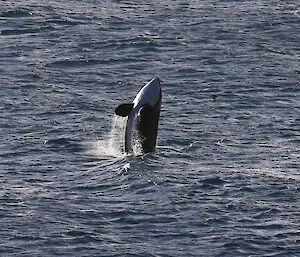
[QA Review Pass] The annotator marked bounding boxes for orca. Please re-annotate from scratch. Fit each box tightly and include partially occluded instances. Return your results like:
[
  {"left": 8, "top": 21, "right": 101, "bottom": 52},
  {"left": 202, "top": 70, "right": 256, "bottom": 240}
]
[{"left": 115, "top": 78, "right": 162, "bottom": 154}]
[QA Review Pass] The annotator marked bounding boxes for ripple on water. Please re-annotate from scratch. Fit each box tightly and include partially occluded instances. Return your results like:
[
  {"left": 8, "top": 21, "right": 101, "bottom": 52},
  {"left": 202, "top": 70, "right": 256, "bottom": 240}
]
[
  {"left": 0, "top": 9, "right": 33, "bottom": 18},
  {"left": 0, "top": 0, "right": 300, "bottom": 256}
]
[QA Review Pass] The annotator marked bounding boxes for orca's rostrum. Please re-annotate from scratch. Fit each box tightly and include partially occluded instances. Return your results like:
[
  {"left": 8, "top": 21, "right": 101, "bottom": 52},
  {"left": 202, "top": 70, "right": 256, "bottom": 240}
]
[{"left": 115, "top": 78, "right": 162, "bottom": 154}]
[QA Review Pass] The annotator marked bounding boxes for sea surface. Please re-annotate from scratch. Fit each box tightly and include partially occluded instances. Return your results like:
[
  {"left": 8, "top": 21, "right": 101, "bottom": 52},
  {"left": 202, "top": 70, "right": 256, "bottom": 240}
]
[{"left": 0, "top": 0, "right": 300, "bottom": 256}]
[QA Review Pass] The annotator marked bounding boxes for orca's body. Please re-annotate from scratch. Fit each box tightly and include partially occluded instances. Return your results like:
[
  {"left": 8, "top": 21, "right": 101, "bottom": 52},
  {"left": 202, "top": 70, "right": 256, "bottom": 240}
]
[{"left": 115, "top": 78, "right": 162, "bottom": 154}]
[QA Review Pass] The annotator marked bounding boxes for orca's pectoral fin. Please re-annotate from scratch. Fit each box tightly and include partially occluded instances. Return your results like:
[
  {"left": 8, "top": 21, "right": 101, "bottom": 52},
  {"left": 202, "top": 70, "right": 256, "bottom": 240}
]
[{"left": 115, "top": 103, "right": 134, "bottom": 117}]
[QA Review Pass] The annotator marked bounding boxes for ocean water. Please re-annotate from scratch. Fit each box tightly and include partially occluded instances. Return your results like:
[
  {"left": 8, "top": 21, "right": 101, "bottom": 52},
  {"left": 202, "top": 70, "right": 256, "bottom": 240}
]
[{"left": 0, "top": 0, "right": 299, "bottom": 256}]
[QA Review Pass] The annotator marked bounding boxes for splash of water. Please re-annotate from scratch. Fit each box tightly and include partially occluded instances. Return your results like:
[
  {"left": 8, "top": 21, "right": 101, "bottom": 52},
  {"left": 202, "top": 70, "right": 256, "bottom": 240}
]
[
  {"left": 94, "top": 115, "right": 126, "bottom": 158},
  {"left": 92, "top": 114, "right": 146, "bottom": 158}
]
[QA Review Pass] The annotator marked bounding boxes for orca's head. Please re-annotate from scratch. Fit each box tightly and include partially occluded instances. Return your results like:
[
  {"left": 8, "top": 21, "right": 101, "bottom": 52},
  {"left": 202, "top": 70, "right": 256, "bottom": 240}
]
[
  {"left": 132, "top": 78, "right": 161, "bottom": 111},
  {"left": 115, "top": 78, "right": 161, "bottom": 117}
]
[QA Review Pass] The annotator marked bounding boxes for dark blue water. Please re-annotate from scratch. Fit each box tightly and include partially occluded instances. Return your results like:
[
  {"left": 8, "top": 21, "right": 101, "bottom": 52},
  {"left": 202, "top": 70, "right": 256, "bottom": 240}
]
[{"left": 1, "top": 0, "right": 299, "bottom": 256}]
